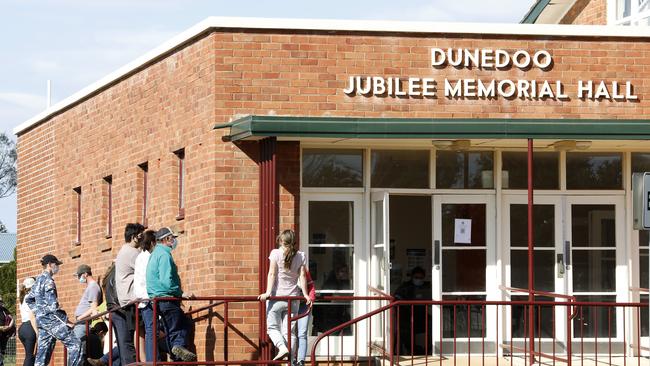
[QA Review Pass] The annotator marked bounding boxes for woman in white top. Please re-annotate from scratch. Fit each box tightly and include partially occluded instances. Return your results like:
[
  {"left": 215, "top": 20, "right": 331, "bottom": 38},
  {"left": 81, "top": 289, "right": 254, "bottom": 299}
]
[
  {"left": 258, "top": 229, "right": 311, "bottom": 362},
  {"left": 18, "top": 277, "right": 37, "bottom": 366},
  {"left": 133, "top": 230, "right": 156, "bottom": 362}
]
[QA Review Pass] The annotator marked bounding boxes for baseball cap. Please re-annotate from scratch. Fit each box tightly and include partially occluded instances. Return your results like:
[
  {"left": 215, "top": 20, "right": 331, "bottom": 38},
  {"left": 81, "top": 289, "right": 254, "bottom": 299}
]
[
  {"left": 75, "top": 264, "right": 92, "bottom": 277},
  {"left": 155, "top": 227, "right": 178, "bottom": 240},
  {"left": 41, "top": 254, "right": 63, "bottom": 266},
  {"left": 22, "top": 277, "right": 35, "bottom": 289}
]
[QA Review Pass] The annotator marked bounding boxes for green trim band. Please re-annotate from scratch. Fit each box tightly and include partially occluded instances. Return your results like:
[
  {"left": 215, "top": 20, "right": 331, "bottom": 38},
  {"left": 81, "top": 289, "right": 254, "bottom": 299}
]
[{"left": 215, "top": 115, "right": 650, "bottom": 141}]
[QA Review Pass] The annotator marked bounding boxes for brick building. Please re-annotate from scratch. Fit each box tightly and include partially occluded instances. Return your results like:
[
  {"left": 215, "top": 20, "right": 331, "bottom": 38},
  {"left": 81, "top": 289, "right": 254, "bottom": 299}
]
[{"left": 13, "top": 15, "right": 650, "bottom": 363}]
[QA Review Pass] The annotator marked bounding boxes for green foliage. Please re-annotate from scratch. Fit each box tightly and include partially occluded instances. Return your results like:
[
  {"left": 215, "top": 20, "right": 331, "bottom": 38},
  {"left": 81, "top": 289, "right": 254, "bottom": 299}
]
[
  {"left": 0, "top": 249, "right": 16, "bottom": 315},
  {"left": 0, "top": 132, "right": 17, "bottom": 198}
]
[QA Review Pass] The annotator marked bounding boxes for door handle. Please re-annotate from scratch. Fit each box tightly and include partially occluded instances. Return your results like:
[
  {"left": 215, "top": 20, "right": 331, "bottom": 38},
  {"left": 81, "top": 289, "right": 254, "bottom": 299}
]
[
  {"left": 434, "top": 240, "right": 441, "bottom": 270},
  {"left": 564, "top": 240, "right": 571, "bottom": 269}
]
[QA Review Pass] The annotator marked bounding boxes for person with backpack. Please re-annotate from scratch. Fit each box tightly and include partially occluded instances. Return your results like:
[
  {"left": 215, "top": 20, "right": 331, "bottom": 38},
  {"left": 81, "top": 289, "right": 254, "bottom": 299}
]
[
  {"left": 258, "top": 229, "right": 311, "bottom": 362},
  {"left": 0, "top": 294, "right": 15, "bottom": 366}
]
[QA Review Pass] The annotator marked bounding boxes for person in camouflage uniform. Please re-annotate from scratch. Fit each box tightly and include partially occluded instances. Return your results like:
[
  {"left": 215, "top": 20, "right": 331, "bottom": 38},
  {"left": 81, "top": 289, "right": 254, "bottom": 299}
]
[{"left": 25, "top": 254, "right": 82, "bottom": 366}]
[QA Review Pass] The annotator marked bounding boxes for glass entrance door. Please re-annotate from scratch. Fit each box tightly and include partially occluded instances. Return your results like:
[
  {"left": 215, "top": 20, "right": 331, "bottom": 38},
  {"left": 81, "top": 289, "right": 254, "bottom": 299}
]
[
  {"left": 565, "top": 196, "right": 625, "bottom": 343},
  {"left": 502, "top": 195, "right": 565, "bottom": 353},
  {"left": 432, "top": 195, "right": 496, "bottom": 354}
]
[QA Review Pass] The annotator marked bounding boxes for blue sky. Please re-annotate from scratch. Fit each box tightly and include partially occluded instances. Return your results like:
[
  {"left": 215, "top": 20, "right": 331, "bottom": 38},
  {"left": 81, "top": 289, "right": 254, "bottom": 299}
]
[{"left": 0, "top": 0, "right": 534, "bottom": 233}]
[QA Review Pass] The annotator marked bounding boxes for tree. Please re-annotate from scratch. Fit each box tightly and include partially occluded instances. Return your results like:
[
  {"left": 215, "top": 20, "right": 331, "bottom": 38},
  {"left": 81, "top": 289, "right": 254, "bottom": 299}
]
[
  {"left": 0, "top": 132, "right": 17, "bottom": 199},
  {"left": 0, "top": 249, "right": 16, "bottom": 315}
]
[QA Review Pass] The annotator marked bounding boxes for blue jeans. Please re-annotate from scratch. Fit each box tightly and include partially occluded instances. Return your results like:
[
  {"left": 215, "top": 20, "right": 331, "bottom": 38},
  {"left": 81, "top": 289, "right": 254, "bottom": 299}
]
[
  {"left": 296, "top": 303, "right": 311, "bottom": 362},
  {"left": 157, "top": 300, "right": 191, "bottom": 351},
  {"left": 99, "top": 347, "right": 120, "bottom": 366},
  {"left": 140, "top": 303, "right": 156, "bottom": 361}
]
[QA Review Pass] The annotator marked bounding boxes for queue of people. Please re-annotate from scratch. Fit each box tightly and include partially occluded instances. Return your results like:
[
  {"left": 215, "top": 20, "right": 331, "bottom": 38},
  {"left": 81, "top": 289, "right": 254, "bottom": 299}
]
[{"left": 18, "top": 223, "right": 196, "bottom": 366}]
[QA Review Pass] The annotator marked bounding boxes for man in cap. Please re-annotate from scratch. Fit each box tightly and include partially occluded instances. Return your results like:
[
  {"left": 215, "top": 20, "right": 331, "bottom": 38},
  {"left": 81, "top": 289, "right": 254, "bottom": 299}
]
[
  {"left": 72, "top": 264, "right": 103, "bottom": 363},
  {"left": 0, "top": 294, "right": 15, "bottom": 366},
  {"left": 146, "top": 227, "right": 196, "bottom": 362},
  {"left": 24, "top": 254, "right": 82, "bottom": 366}
]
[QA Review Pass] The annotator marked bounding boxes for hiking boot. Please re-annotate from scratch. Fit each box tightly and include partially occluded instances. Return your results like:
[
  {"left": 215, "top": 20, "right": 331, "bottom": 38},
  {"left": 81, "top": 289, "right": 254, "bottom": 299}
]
[
  {"left": 171, "top": 345, "right": 197, "bottom": 362},
  {"left": 87, "top": 358, "right": 107, "bottom": 366}
]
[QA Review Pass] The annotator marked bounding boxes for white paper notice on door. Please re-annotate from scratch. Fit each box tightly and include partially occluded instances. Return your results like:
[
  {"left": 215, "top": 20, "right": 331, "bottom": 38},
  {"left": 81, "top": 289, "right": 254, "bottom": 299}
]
[{"left": 454, "top": 219, "right": 472, "bottom": 244}]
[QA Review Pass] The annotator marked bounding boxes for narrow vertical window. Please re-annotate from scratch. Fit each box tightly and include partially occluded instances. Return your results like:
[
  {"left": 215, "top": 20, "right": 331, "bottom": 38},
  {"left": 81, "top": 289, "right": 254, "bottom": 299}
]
[
  {"left": 139, "top": 162, "right": 148, "bottom": 225},
  {"left": 73, "top": 187, "right": 81, "bottom": 244},
  {"left": 175, "top": 149, "right": 185, "bottom": 219},
  {"left": 104, "top": 176, "right": 113, "bottom": 238}
]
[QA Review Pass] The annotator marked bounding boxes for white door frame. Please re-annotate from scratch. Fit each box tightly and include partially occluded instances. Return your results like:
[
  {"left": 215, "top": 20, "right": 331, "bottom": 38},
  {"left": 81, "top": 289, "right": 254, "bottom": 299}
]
[
  {"left": 432, "top": 194, "right": 497, "bottom": 349},
  {"left": 300, "top": 192, "right": 365, "bottom": 356}
]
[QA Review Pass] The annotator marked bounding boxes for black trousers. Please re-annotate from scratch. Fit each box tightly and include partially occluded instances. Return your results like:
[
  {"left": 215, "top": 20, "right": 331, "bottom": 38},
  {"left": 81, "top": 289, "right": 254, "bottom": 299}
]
[
  {"left": 18, "top": 321, "right": 36, "bottom": 366},
  {"left": 112, "top": 305, "right": 136, "bottom": 365}
]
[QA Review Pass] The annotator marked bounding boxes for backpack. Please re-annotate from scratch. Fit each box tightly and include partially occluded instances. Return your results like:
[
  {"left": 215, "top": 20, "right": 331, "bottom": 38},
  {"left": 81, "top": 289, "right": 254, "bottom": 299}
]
[
  {"left": 0, "top": 306, "right": 15, "bottom": 338},
  {"left": 102, "top": 264, "right": 120, "bottom": 309}
]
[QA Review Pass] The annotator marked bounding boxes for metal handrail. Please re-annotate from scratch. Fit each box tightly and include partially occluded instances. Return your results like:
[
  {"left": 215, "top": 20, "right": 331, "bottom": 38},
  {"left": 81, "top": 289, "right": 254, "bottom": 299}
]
[
  {"left": 500, "top": 285, "right": 580, "bottom": 320},
  {"left": 367, "top": 285, "right": 394, "bottom": 300}
]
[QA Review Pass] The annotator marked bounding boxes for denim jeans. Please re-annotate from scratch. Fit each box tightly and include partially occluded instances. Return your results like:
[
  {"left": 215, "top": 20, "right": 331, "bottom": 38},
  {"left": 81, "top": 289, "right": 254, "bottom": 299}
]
[
  {"left": 99, "top": 346, "right": 120, "bottom": 366},
  {"left": 112, "top": 306, "right": 136, "bottom": 365},
  {"left": 72, "top": 323, "right": 86, "bottom": 360},
  {"left": 157, "top": 300, "right": 191, "bottom": 351},
  {"left": 266, "top": 300, "right": 300, "bottom": 352},
  {"left": 140, "top": 303, "right": 156, "bottom": 361},
  {"left": 296, "top": 303, "right": 312, "bottom": 362}
]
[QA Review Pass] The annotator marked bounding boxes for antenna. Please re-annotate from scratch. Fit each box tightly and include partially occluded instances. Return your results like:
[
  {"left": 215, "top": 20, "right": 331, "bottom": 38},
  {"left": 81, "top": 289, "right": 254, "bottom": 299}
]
[{"left": 46, "top": 80, "right": 51, "bottom": 109}]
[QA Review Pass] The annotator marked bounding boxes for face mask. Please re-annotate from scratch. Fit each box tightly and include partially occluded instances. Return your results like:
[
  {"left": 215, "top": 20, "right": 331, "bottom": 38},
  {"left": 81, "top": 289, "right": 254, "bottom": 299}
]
[
  {"left": 171, "top": 238, "right": 178, "bottom": 250},
  {"left": 79, "top": 276, "right": 87, "bottom": 284},
  {"left": 413, "top": 279, "right": 424, "bottom": 287},
  {"left": 51, "top": 264, "right": 60, "bottom": 275}
]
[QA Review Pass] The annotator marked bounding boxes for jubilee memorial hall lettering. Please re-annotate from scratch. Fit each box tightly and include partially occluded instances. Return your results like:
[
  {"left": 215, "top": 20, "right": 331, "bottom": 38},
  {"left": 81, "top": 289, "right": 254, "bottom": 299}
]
[{"left": 342, "top": 48, "right": 638, "bottom": 101}]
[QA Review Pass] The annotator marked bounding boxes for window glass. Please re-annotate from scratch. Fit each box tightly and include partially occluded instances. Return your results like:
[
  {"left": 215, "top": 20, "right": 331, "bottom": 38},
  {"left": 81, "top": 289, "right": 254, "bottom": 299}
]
[
  {"left": 442, "top": 250, "right": 485, "bottom": 292},
  {"left": 573, "top": 295, "right": 617, "bottom": 338},
  {"left": 571, "top": 205, "right": 616, "bottom": 248},
  {"left": 510, "top": 250, "right": 555, "bottom": 292},
  {"left": 510, "top": 204, "right": 555, "bottom": 247},
  {"left": 371, "top": 150, "right": 429, "bottom": 188},
  {"left": 642, "top": 294, "right": 649, "bottom": 337},
  {"left": 311, "top": 299, "right": 353, "bottom": 336},
  {"left": 572, "top": 250, "right": 616, "bottom": 292},
  {"left": 631, "top": 153, "right": 650, "bottom": 189},
  {"left": 501, "top": 152, "right": 559, "bottom": 189},
  {"left": 511, "top": 295, "right": 554, "bottom": 338},
  {"left": 308, "top": 201, "right": 353, "bottom": 244},
  {"left": 441, "top": 204, "right": 486, "bottom": 247},
  {"left": 309, "top": 247, "right": 353, "bottom": 291},
  {"left": 442, "top": 295, "right": 486, "bottom": 338},
  {"left": 566, "top": 153, "right": 622, "bottom": 190},
  {"left": 302, "top": 149, "right": 363, "bottom": 187},
  {"left": 641, "top": 247, "right": 648, "bottom": 290},
  {"left": 437, "top": 151, "right": 494, "bottom": 189}
]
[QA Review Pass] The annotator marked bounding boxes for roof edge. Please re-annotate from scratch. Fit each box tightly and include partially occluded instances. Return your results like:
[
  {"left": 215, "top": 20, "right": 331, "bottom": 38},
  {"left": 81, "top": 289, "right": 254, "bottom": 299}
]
[{"left": 14, "top": 16, "right": 650, "bottom": 136}]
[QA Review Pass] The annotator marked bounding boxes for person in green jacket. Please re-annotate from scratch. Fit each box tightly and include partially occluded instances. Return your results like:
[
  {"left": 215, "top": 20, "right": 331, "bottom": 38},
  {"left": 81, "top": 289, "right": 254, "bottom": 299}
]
[{"left": 145, "top": 227, "right": 196, "bottom": 362}]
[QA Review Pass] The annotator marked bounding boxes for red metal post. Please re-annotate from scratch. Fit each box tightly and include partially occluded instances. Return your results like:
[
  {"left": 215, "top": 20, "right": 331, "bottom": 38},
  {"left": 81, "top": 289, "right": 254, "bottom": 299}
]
[
  {"left": 109, "top": 312, "right": 113, "bottom": 366},
  {"left": 527, "top": 138, "right": 535, "bottom": 365},
  {"left": 224, "top": 301, "right": 229, "bottom": 362},
  {"left": 152, "top": 300, "right": 158, "bottom": 366}
]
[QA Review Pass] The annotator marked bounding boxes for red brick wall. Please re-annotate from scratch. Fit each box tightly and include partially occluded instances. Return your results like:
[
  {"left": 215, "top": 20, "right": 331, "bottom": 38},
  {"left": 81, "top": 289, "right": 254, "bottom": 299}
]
[
  {"left": 16, "top": 28, "right": 650, "bottom": 362},
  {"left": 562, "top": 0, "right": 608, "bottom": 24}
]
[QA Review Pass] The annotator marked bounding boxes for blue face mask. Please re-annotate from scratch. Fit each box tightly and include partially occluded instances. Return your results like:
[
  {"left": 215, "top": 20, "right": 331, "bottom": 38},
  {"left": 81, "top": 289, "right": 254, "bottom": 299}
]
[
  {"left": 79, "top": 276, "right": 87, "bottom": 284},
  {"left": 171, "top": 238, "right": 178, "bottom": 250}
]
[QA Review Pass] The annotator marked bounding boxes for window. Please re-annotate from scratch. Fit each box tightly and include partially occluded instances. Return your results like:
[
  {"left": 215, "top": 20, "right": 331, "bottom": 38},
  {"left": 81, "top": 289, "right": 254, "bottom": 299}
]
[
  {"left": 175, "top": 149, "right": 185, "bottom": 220},
  {"left": 436, "top": 151, "right": 494, "bottom": 189},
  {"left": 501, "top": 152, "right": 559, "bottom": 189},
  {"left": 302, "top": 149, "right": 363, "bottom": 187},
  {"left": 566, "top": 152, "right": 622, "bottom": 190},
  {"left": 73, "top": 187, "right": 81, "bottom": 244},
  {"left": 104, "top": 176, "right": 112, "bottom": 238},
  {"left": 612, "top": 0, "right": 650, "bottom": 25},
  {"left": 632, "top": 153, "right": 650, "bottom": 336},
  {"left": 371, "top": 150, "right": 429, "bottom": 188},
  {"left": 139, "top": 162, "right": 148, "bottom": 225}
]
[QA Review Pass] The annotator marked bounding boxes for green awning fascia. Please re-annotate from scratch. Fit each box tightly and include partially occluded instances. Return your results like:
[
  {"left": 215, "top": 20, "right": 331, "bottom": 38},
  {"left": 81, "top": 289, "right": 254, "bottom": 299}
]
[{"left": 214, "top": 115, "right": 650, "bottom": 141}]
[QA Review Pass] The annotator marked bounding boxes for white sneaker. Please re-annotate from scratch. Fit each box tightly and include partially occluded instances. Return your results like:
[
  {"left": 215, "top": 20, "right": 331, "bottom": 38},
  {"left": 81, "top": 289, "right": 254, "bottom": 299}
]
[{"left": 273, "top": 345, "right": 289, "bottom": 360}]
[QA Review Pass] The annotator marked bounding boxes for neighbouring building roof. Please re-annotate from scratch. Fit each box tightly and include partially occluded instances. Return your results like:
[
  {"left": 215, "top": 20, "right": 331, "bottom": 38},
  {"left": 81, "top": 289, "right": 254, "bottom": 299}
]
[
  {"left": 521, "top": 0, "right": 579, "bottom": 24},
  {"left": 13, "top": 16, "right": 650, "bottom": 137},
  {"left": 0, "top": 233, "right": 16, "bottom": 264}
]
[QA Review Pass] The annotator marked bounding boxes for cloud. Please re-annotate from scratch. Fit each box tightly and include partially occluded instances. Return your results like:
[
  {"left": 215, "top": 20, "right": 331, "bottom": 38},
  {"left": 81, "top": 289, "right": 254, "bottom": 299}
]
[
  {"left": 0, "top": 92, "right": 45, "bottom": 109},
  {"left": 29, "top": 59, "right": 59, "bottom": 73}
]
